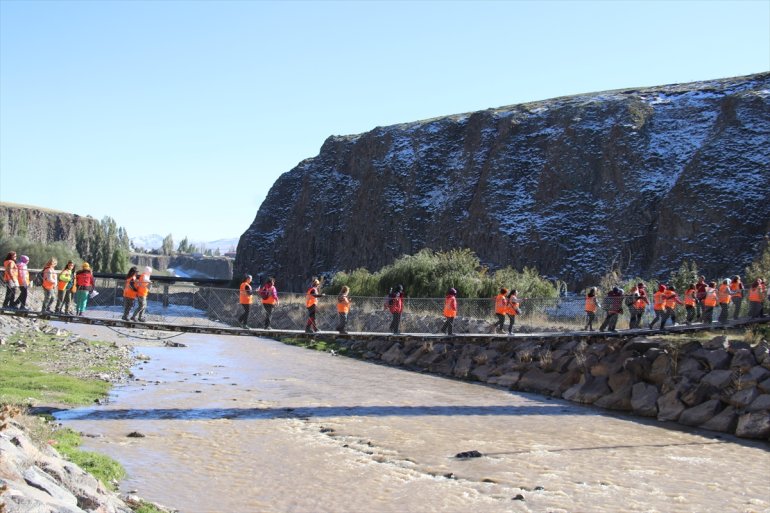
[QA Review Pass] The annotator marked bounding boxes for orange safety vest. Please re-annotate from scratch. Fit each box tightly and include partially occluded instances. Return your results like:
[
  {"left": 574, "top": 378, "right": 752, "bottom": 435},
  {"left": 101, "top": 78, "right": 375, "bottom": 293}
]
[
  {"left": 634, "top": 291, "right": 648, "bottom": 310},
  {"left": 730, "top": 281, "right": 743, "bottom": 298},
  {"left": 57, "top": 269, "right": 73, "bottom": 291},
  {"left": 703, "top": 288, "right": 718, "bottom": 307},
  {"left": 652, "top": 291, "right": 665, "bottom": 311},
  {"left": 337, "top": 295, "right": 350, "bottom": 314},
  {"left": 684, "top": 288, "right": 696, "bottom": 307},
  {"left": 494, "top": 294, "right": 507, "bottom": 315},
  {"left": 136, "top": 273, "right": 151, "bottom": 297},
  {"left": 17, "top": 265, "right": 29, "bottom": 287},
  {"left": 123, "top": 276, "right": 137, "bottom": 299},
  {"left": 585, "top": 295, "right": 597, "bottom": 313},
  {"left": 507, "top": 296, "right": 520, "bottom": 316},
  {"left": 239, "top": 281, "right": 252, "bottom": 304},
  {"left": 717, "top": 284, "right": 731, "bottom": 304},
  {"left": 748, "top": 286, "right": 762, "bottom": 302},
  {"left": 663, "top": 290, "right": 677, "bottom": 309},
  {"left": 3, "top": 259, "right": 18, "bottom": 283},
  {"left": 443, "top": 295, "right": 457, "bottom": 318},
  {"left": 42, "top": 266, "right": 57, "bottom": 290},
  {"left": 306, "top": 287, "right": 318, "bottom": 308}
]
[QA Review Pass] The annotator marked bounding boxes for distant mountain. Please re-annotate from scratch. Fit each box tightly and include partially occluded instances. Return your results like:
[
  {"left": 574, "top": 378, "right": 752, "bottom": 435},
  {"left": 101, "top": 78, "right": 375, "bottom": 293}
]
[
  {"left": 130, "top": 234, "right": 238, "bottom": 254},
  {"left": 235, "top": 72, "right": 770, "bottom": 291}
]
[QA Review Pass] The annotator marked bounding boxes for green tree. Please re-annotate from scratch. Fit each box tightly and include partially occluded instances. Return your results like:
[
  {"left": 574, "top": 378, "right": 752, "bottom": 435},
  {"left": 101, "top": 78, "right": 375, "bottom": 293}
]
[
  {"left": 109, "top": 247, "right": 130, "bottom": 274},
  {"left": 669, "top": 260, "right": 699, "bottom": 293},
  {"left": 161, "top": 234, "right": 174, "bottom": 256},
  {"left": 177, "top": 237, "right": 191, "bottom": 254}
]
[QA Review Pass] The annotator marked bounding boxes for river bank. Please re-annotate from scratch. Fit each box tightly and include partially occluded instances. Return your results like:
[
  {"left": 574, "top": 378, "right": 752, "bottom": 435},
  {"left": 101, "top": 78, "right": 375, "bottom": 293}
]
[{"left": 0, "top": 315, "right": 174, "bottom": 513}]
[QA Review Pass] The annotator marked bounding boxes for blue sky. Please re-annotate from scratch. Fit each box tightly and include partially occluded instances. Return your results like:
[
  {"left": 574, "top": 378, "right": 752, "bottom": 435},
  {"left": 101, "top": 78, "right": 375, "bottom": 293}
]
[{"left": 1, "top": 0, "right": 768, "bottom": 244}]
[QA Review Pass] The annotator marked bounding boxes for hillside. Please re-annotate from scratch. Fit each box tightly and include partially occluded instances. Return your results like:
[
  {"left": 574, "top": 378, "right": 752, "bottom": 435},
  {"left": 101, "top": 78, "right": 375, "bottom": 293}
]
[{"left": 236, "top": 73, "right": 770, "bottom": 291}]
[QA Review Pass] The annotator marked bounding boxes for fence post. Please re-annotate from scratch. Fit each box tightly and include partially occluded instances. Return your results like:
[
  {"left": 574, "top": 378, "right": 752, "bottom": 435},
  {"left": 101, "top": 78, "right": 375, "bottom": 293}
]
[{"left": 163, "top": 284, "right": 170, "bottom": 308}]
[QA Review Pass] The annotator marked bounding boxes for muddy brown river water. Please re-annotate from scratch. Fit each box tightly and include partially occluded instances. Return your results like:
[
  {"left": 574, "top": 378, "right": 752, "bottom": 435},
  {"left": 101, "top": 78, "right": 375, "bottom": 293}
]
[{"left": 56, "top": 326, "right": 770, "bottom": 513}]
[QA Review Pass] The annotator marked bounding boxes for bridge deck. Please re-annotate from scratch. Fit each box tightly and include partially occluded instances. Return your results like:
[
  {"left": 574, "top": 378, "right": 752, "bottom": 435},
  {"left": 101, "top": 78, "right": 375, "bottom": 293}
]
[{"left": 1, "top": 309, "right": 767, "bottom": 341}]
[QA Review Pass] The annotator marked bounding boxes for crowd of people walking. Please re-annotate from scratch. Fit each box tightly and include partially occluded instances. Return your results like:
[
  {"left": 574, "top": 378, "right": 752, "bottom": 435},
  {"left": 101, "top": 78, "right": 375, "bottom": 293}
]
[{"left": 4, "top": 250, "right": 770, "bottom": 336}]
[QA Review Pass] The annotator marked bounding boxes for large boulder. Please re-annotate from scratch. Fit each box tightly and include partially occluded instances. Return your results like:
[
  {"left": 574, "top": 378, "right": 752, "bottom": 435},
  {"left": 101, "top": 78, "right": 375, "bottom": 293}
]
[
  {"left": 630, "top": 382, "right": 659, "bottom": 417},
  {"left": 701, "top": 369, "right": 734, "bottom": 389},
  {"left": 562, "top": 376, "right": 611, "bottom": 404},
  {"left": 594, "top": 385, "right": 632, "bottom": 411},
  {"left": 747, "top": 394, "right": 770, "bottom": 412},
  {"left": 700, "top": 405, "right": 739, "bottom": 434},
  {"left": 730, "top": 348, "right": 757, "bottom": 372},
  {"left": 657, "top": 390, "right": 686, "bottom": 422},
  {"left": 735, "top": 411, "right": 770, "bottom": 439},
  {"left": 691, "top": 348, "right": 731, "bottom": 371},
  {"left": 679, "top": 399, "right": 723, "bottom": 426},
  {"left": 728, "top": 387, "right": 760, "bottom": 409},
  {"left": 487, "top": 372, "right": 521, "bottom": 388}
]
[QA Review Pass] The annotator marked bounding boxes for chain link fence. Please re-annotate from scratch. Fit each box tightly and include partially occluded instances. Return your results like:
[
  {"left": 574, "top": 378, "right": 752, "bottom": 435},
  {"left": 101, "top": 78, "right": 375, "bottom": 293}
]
[{"left": 5, "top": 278, "right": 763, "bottom": 333}]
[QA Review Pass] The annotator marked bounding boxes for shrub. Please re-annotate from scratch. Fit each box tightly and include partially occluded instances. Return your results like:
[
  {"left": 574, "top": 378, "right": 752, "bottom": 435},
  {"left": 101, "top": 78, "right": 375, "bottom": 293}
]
[{"left": 0, "top": 236, "right": 80, "bottom": 270}]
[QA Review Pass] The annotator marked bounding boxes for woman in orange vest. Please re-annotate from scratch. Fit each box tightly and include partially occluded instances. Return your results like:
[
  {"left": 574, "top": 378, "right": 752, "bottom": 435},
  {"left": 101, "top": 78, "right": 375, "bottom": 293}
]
[
  {"left": 336, "top": 285, "right": 351, "bottom": 334},
  {"left": 702, "top": 281, "right": 718, "bottom": 324},
  {"left": 54, "top": 261, "right": 76, "bottom": 315},
  {"left": 584, "top": 287, "right": 598, "bottom": 331},
  {"left": 494, "top": 287, "right": 508, "bottom": 333},
  {"left": 717, "top": 278, "right": 732, "bottom": 324},
  {"left": 648, "top": 284, "right": 666, "bottom": 329},
  {"left": 238, "top": 274, "right": 253, "bottom": 328},
  {"left": 13, "top": 255, "right": 30, "bottom": 311},
  {"left": 660, "top": 285, "right": 684, "bottom": 328},
  {"left": 259, "top": 277, "right": 279, "bottom": 330},
  {"left": 3, "top": 251, "right": 19, "bottom": 309},
  {"left": 730, "top": 275, "right": 744, "bottom": 320},
  {"left": 41, "top": 258, "right": 58, "bottom": 313},
  {"left": 305, "top": 279, "right": 323, "bottom": 333},
  {"left": 74, "top": 262, "right": 95, "bottom": 316},
  {"left": 506, "top": 289, "right": 520, "bottom": 335},
  {"left": 683, "top": 283, "right": 697, "bottom": 325},
  {"left": 130, "top": 266, "right": 152, "bottom": 321},
  {"left": 121, "top": 267, "right": 138, "bottom": 321},
  {"left": 440, "top": 288, "right": 458, "bottom": 336},
  {"left": 747, "top": 279, "right": 764, "bottom": 318}
]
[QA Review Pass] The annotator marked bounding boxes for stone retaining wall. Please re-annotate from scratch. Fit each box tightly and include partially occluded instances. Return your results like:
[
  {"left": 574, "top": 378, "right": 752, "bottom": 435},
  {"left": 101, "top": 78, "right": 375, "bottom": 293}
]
[{"left": 336, "top": 334, "right": 770, "bottom": 440}]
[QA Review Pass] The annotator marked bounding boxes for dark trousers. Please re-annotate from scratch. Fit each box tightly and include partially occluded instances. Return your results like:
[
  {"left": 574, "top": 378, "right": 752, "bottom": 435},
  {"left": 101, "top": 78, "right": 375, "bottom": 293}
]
[
  {"left": 600, "top": 312, "right": 619, "bottom": 332},
  {"left": 132, "top": 296, "right": 147, "bottom": 321},
  {"left": 122, "top": 297, "right": 134, "bottom": 320},
  {"left": 661, "top": 307, "right": 676, "bottom": 327},
  {"left": 749, "top": 301, "right": 762, "bottom": 318},
  {"left": 389, "top": 311, "right": 401, "bottom": 334},
  {"left": 685, "top": 305, "right": 695, "bottom": 324},
  {"left": 15, "top": 286, "right": 28, "bottom": 309},
  {"left": 649, "top": 310, "right": 664, "bottom": 329},
  {"left": 306, "top": 305, "right": 318, "bottom": 332},
  {"left": 702, "top": 306, "right": 714, "bottom": 324},
  {"left": 238, "top": 303, "right": 251, "bottom": 325},
  {"left": 262, "top": 303, "right": 274, "bottom": 329},
  {"left": 718, "top": 303, "right": 730, "bottom": 323},
  {"left": 507, "top": 314, "right": 516, "bottom": 333},
  {"left": 336, "top": 312, "right": 348, "bottom": 333},
  {"left": 732, "top": 297, "right": 742, "bottom": 320},
  {"left": 495, "top": 313, "right": 505, "bottom": 332},
  {"left": 696, "top": 299, "right": 704, "bottom": 320},
  {"left": 441, "top": 316, "right": 454, "bottom": 335},
  {"left": 628, "top": 307, "right": 643, "bottom": 329},
  {"left": 3, "top": 284, "right": 17, "bottom": 308},
  {"left": 584, "top": 311, "right": 596, "bottom": 330},
  {"left": 55, "top": 289, "right": 73, "bottom": 314}
]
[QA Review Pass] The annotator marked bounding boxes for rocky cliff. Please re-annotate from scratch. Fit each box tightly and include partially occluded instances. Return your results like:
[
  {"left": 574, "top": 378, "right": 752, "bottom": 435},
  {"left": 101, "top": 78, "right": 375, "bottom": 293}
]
[
  {"left": 236, "top": 73, "right": 770, "bottom": 291},
  {"left": 0, "top": 202, "right": 100, "bottom": 247}
]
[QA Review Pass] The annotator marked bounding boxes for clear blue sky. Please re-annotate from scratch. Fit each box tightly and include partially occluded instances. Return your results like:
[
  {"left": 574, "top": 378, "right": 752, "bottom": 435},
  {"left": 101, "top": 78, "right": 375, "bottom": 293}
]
[{"left": 1, "top": 0, "right": 768, "bottom": 244}]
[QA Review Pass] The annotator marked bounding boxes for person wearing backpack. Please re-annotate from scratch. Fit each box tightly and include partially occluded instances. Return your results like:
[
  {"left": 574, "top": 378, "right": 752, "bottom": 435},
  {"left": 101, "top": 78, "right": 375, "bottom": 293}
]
[
  {"left": 74, "top": 262, "right": 95, "bottom": 316},
  {"left": 259, "top": 277, "right": 278, "bottom": 330},
  {"left": 386, "top": 284, "right": 404, "bottom": 335},
  {"left": 238, "top": 274, "right": 253, "bottom": 328},
  {"left": 41, "top": 258, "right": 58, "bottom": 313}
]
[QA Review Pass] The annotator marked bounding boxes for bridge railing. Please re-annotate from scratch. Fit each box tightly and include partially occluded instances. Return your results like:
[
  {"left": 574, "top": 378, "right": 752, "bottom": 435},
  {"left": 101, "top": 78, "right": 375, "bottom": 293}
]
[{"left": 8, "top": 278, "right": 757, "bottom": 333}]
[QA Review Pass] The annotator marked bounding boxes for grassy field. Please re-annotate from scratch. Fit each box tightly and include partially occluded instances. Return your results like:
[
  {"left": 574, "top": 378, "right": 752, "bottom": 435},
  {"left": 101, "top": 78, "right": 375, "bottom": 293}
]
[{"left": 0, "top": 331, "right": 114, "bottom": 405}]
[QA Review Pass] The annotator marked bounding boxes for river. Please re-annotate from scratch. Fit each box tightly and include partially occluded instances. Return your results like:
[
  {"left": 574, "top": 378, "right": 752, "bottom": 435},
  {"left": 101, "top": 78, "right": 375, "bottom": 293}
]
[{"left": 56, "top": 326, "right": 770, "bottom": 513}]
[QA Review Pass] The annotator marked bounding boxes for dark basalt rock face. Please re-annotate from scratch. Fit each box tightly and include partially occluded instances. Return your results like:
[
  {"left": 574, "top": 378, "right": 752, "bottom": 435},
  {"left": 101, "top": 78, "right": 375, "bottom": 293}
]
[{"left": 236, "top": 73, "right": 770, "bottom": 291}]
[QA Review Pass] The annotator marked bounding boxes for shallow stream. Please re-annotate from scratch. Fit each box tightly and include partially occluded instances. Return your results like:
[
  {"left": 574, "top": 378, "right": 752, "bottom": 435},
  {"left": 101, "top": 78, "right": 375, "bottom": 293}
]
[{"left": 57, "top": 328, "right": 770, "bottom": 513}]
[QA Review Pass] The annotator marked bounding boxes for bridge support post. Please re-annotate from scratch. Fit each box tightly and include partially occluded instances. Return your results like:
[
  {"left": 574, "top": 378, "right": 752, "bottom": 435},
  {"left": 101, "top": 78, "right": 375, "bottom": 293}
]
[{"left": 163, "top": 285, "right": 169, "bottom": 308}]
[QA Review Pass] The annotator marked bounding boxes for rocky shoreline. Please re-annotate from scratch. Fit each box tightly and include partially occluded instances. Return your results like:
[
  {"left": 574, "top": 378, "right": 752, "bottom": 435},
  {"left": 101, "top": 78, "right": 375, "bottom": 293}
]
[
  {"left": 0, "top": 315, "right": 175, "bottom": 513},
  {"left": 327, "top": 331, "right": 770, "bottom": 440}
]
